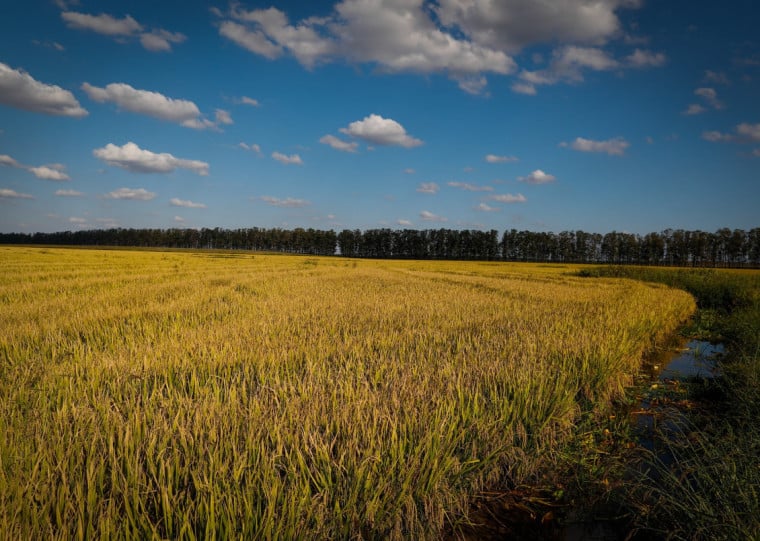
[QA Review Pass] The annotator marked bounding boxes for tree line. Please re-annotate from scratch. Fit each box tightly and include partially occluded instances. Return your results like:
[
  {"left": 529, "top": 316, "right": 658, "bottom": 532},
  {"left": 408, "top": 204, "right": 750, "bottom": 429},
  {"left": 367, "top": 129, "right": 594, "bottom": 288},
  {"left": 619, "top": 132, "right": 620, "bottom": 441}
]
[{"left": 1, "top": 226, "right": 759, "bottom": 266}]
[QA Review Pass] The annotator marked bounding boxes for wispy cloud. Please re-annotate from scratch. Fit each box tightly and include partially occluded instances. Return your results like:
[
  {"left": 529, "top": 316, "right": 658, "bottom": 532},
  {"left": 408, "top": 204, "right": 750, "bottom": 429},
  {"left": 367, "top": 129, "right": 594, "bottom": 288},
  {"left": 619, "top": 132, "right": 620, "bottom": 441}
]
[
  {"left": 271, "top": 151, "right": 303, "bottom": 165},
  {"left": 170, "top": 198, "right": 207, "bottom": 209},
  {"left": 416, "top": 182, "right": 439, "bottom": 194},
  {"left": 489, "top": 193, "right": 527, "bottom": 203},
  {"left": 260, "top": 196, "right": 310, "bottom": 207},
  {"left": 0, "top": 188, "right": 34, "bottom": 199},
  {"left": 61, "top": 11, "right": 186, "bottom": 52},
  {"left": 560, "top": 136, "right": 629, "bottom": 156},
  {"left": 485, "top": 154, "right": 518, "bottom": 163},
  {"left": 104, "top": 187, "right": 156, "bottom": 200},
  {"left": 420, "top": 210, "right": 447, "bottom": 222},
  {"left": 447, "top": 181, "right": 493, "bottom": 192},
  {"left": 319, "top": 134, "right": 358, "bottom": 153}
]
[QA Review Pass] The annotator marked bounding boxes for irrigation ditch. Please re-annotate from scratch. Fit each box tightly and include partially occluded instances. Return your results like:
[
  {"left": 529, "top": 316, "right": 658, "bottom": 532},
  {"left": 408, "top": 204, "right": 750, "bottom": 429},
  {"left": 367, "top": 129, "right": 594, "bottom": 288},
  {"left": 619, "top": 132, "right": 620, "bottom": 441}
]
[{"left": 453, "top": 266, "right": 759, "bottom": 540}]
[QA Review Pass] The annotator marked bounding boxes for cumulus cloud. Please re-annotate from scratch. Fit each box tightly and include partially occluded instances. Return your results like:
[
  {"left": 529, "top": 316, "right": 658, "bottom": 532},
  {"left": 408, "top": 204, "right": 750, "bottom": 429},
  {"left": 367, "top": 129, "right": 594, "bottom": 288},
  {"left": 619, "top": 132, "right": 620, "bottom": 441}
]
[
  {"left": 93, "top": 142, "right": 209, "bottom": 175},
  {"left": 271, "top": 151, "right": 303, "bottom": 165},
  {"left": 218, "top": 2, "right": 514, "bottom": 94},
  {"left": 170, "top": 198, "right": 207, "bottom": 208},
  {"left": 516, "top": 46, "right": 619, "bottom": 94},
  {"left": 0, "top": 188, "right": 34, "bottom": 199},
  {"left": 475, "top": 202, "right": 499, "bottom": 212},
  {"left": 435, "top": 0, "right": 641, "bottom": 52},
  {"left": 397, "top": 219, "right": 413, "bottom": 226},
  {"left": 0, "top": 62, "right": 87, "bottom": 117},
  {"left": 319, "top": 134, "right": 358, "bottom": 153},
  {"left": 704, "top": 70, "right": 729, "bottom": 85},
  {"left": 420, "top": 210, "right": 447, "bottom": 222},
  {"left": 29, "top": 164, "right": 71, "bottom": 181},
  {"left": 489, "top": 193, "right": 527, "bottom": 203},
  {"left": 447, "top": 181, "right": 493, "bottom": 191},
  {"left": 560, "top": 136, "right": 629, "bottom": 156},
  {"left": 104, "top": 187, "right": 156, "bottom": 200},
  {"left": 417, "top": 182, "right": 439, "bottom": 194},
  {"left": 340, "top": 114, "right": 422, "bottom": 148},
  {"left": 1, "top": 153, "right": 73, "bottom": 181},
  {"left": 518, "top": 170, "right": 556, "bottom": 184},
  {"left": 485, "top": 154, "right": 518, "bottom": 163},
  {"left": 55, "top": 189, "right": 84, "bottom": 197},
  {"left": 260, "top": 196, "right": 311, "bottom": 207},
  {"left": 62, "top": 11, "right": 185, "bottom": 52},
  {"left": 81, "top": 82, "right": 224, "bottom": 130}
]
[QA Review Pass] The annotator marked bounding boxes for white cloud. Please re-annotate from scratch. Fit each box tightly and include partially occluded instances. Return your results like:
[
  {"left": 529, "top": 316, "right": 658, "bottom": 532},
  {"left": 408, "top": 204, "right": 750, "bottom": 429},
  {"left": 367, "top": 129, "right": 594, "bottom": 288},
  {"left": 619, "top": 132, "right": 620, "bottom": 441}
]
[
  {"left": 518, "top": 170, "right": 556, "bottom": 184},
  {"left": 0, "top": 62, "right": 87, "bottom": 117},
  {"left": 404, "top": 168, "right": 415, "bottom": 174},
  {"left": 29, "top": 164, "right": 71, "bottom": 181},
  {"left": 475, "top": 202, "right": 499, "bottom": 212},
  {"left": 417, "top": 182, "right": 439, "bottom": 194},
  {"left": 420, "top": 210, "right": 447, "bottom": 222},
  {"left": 174, "top": 216, "right": 185, "bottom": 223},
  {"left": 489, "top": 193, "right": 527, "bottom": 203},
  {"left": 319, "top": 134, "right": 358, "bottom": 153},
  {"left": 517, "top": 46, "right": 619, "bottom": 92},
  {"left": 219, "top": 21, "right": 284, "bottom": 60},
  {"left": 104, "top": 187, "right": 156, "bottom": 200},
  {"left": 702, "top": 130, "right": 733, "bottom": 142},
  {"left": 340, "top": 114, "right": 422, "bottom": 148},
  {"left": 215, "top": 109, "right": 233, "bottom": 125},
  {"left": 68, "top": 216, "right": 87, "bottom": 224},
  {"left": 239, "top": 96, "right": 260, "bottom": 107},
  {"left": 81, "top": 82, "right": 222, "bottom": 129},
  {"left": 139, "top": 29, "right": 187, "bottom": 52},
  {"left": 683, "top": 103, "right": 706, "bottom": 116},
  {"left": 447, "top": 181, "right": 493, "bottom": 191},
  {"left": 626, "top": 49, "right": 666, "bottom": 68},
  {"left": 93, "top": 142, "right": 209, "bottom": 175},
  {"left": 435, "top": 0, "right": 641, "bottom": 52},
  {"left": 511, "top": 82, "right": 537, "bottom": 95},
  {"left": 271, "top": 151, "right": 303, "bottom": 165},
  {"left": 239, "top": 142, "right": 262, "bottom": 155},
  {"left": 702, "top": 124, "right": 760, "bottom": 145},
  {"left": 560, "top": 136, "right": 629, "bottom": 156},
  {"left": 485, "top": 154, "right": 518, "bottom": 163},
  {"left": 219, "top": 2, "right": 514, "bottom": 94},
  {"left": 61, "top": 11, "right": 142, "bottom": 36},
  {"left": 62, "top": 11, "right": 185, "bottom": 52},
  {"left": 260, "top": 196, "right": 311, "bottom": 207},
  {"left": 170, "top": 198, "right": 207, "bottom": 209},
  {"left": 55, "top": 189, "right": 84, "bottom": 197},
  {"left": 695, "top": 87, "right": 724, "bottom": 110},
  {"left": 737, "top": 123, "right": 760, "bottom": 142},
  {"left": 0, "top": 154, "right": 21, "bottom": 168},
  {"left": 397, "top": 219, "right": 413, "bottom": 226},
  {"left": 704, "top": 70, "right": 729, "bottom": 85},
  {"left": 0, "top": 188, "right": 34, "bottom": 199}
]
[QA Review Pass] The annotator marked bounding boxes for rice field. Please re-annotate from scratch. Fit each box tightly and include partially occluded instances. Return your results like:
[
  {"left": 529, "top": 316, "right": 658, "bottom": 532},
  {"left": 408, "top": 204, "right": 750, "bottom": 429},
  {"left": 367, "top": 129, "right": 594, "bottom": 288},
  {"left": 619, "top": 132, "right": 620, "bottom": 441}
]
[{"left": 0, "top": 247, "right": 696, "bottom": 540}]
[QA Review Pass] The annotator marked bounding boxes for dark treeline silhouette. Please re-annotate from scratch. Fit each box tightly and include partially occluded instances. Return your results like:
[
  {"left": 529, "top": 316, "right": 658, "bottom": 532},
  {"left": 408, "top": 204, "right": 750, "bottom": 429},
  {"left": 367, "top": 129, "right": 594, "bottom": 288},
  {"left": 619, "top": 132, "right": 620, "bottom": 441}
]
[{"left": 1, "top": 226, "right": 759, "bottom": 266}]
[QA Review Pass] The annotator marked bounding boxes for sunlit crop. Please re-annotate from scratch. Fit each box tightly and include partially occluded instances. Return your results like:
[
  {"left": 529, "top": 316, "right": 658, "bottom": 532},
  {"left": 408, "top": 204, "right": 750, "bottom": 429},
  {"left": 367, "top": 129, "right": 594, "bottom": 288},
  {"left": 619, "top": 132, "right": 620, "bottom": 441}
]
[{"left": 0, "top": 247, "right": 695, "bottom": 539}]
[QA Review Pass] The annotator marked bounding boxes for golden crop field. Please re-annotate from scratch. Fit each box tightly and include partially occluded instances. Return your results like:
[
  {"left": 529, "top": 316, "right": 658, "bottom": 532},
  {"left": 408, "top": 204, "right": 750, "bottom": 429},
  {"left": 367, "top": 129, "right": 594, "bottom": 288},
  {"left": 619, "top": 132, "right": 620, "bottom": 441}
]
[{"left": 0, "top": 247, "right": 696, "bottom": 540}]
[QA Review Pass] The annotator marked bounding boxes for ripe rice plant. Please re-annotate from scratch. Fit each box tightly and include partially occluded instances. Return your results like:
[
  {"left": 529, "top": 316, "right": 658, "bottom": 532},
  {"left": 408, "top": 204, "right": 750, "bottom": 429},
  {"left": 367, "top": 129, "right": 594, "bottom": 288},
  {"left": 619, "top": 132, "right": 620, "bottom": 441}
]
[{"left": 0, "top": 247, "right": 695, "bottom": 540}]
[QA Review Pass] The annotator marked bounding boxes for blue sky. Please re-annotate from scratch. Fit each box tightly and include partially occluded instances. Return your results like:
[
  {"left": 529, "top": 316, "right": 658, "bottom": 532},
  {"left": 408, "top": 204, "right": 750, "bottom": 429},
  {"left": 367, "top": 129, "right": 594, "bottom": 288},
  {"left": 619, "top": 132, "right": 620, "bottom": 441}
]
[{"left": 0, "top": 0, "right": 758, "bottom": 235}]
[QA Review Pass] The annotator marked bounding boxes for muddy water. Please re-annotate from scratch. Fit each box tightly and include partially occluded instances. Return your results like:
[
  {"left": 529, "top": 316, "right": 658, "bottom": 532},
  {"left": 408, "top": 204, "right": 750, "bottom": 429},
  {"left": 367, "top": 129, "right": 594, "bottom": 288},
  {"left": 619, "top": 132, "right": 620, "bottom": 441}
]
[{"left": 655, "top": 340, "right": 724, "bottom": 380}]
